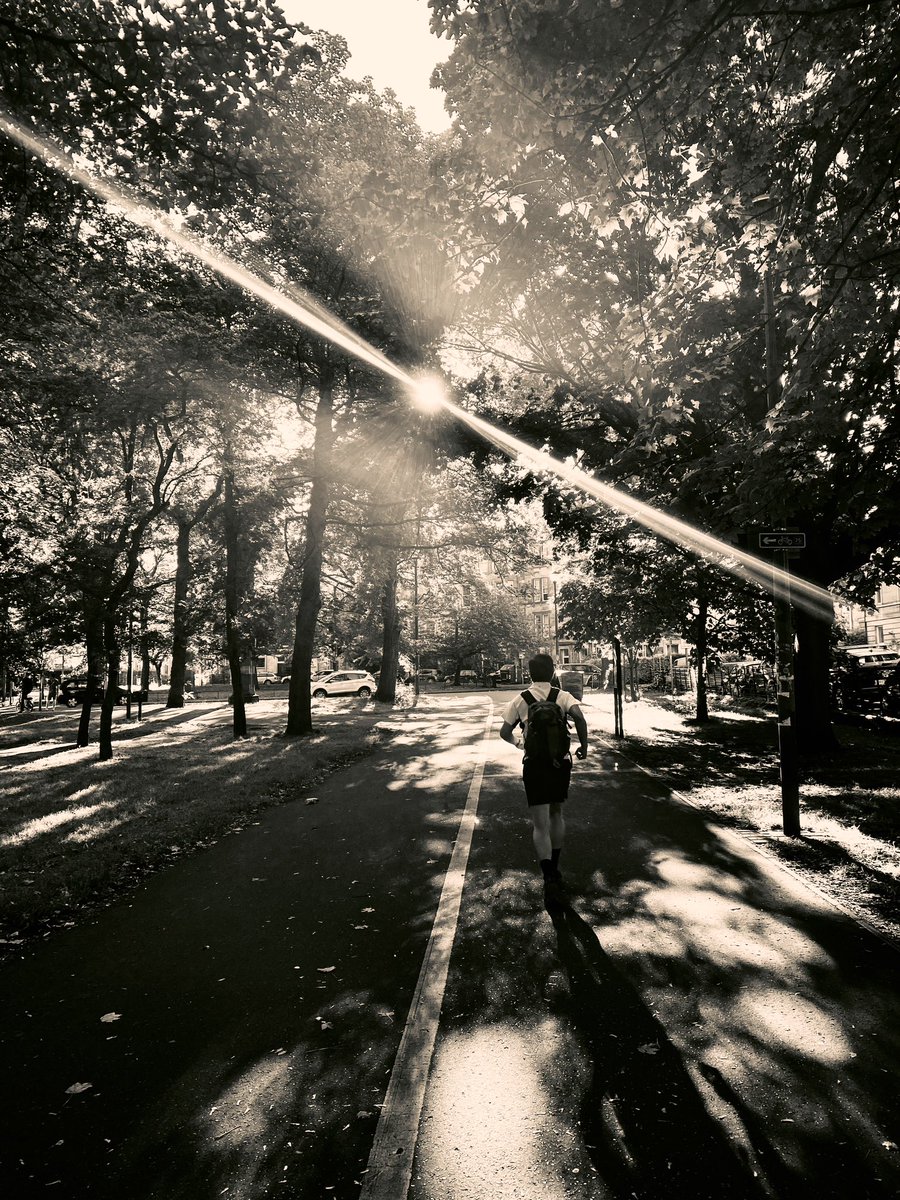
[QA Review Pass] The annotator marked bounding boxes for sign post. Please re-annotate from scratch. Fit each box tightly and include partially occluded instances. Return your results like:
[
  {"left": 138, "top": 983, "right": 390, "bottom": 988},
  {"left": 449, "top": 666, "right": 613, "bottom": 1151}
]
[
  {"left": 612, "top": 636, "right": 624, "bottom": 739},
  {"left": 760, "top": 532, "right": 802, "bottom": 835}
]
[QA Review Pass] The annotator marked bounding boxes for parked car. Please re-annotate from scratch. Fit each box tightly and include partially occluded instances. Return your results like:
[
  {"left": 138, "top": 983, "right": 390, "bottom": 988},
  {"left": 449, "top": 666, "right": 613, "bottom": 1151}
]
[
  {"left": 58, "top": 676, "right": 128, "bottom": 707},
  {"left": 831, "top": 645, "right": 900, "bottom": 715},
  {"left": 416, "top": 669, "right": 440, "bottom": 684},
  {"left": 444, "top": 670, "right": 478, "bottom": 685},
  {"left": 310, "top": 670, "right": 376, "bottom": 699}
]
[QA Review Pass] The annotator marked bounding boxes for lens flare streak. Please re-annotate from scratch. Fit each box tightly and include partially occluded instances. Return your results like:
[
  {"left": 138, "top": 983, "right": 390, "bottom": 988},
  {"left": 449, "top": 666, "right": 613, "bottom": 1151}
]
[
  {"left": 0, "top": 109, "right": 834, "bottom": 621},
  {"left": 0, "top": 109, "right": 408, "bottom": 387},
  {"left": 439, "top": 398, "right": 834, "bottom": 622}
]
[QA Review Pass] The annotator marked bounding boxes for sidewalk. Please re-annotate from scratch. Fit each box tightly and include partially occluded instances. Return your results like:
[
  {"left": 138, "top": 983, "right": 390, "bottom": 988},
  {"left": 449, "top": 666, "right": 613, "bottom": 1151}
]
[
  {"left": 410, "top": 706, "right": 900, "bottom": 1200},
  {"left": 0, "top": 695, "right": 897, "bottom": 1199}
]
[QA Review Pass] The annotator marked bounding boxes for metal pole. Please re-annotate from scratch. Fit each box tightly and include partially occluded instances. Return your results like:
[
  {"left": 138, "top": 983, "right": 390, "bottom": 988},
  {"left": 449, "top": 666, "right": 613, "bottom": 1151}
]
[
  {"left": 613, "top": 636, "right": 624, "bottom": 738},
  {"left": 763, "top": 266, "right": 801, "bottom": 836},
  {"left": 773, "top": 549, "right": 801, "bottom": 835},
  {"left": 126, "top": 607, "right": 133, "bottom": 720},
  {"left": 553, "top": 579, "right": 559, "bottom": 658},
  {"left": 413, "top": 552, "right": 420, "bottom": 697}
]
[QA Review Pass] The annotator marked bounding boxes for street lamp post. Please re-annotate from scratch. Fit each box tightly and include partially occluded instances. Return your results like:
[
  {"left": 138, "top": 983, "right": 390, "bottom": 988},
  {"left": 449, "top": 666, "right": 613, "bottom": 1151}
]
[{"left": 126, "top": 607, "right": 134, "bottom": 721}]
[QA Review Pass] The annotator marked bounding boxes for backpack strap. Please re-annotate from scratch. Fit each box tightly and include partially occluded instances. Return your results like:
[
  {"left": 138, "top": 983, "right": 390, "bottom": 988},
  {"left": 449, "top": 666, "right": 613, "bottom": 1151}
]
[
  {"left": 522, "top": 690, "right": 536, "bottom": 706},
  {"left": 548, "top": 687, "right": 560, "bottom": 705}
]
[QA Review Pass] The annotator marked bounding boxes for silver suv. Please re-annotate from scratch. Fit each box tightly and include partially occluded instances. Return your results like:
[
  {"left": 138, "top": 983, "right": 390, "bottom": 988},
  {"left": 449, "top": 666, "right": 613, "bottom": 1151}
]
[{"left": 311, "top": 670, "right": 376, "bottom": 699}]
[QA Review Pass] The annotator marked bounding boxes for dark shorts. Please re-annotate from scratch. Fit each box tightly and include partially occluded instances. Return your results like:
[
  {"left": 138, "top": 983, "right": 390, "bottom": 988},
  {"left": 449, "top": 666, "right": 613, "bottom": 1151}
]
[{"left": 523, "top": 756, "right": 572, "bottom": 806}]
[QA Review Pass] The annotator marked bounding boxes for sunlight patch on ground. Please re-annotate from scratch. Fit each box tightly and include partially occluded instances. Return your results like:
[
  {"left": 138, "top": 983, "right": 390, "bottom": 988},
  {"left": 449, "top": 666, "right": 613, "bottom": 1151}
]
[
  {"left": 64, "top": 814, "right": 132, "bottom": 844},
  {"left": 600, "top": 851, "right": 837, "bottom": 974},
  {"left": 691, "top": 784, "right": 900, "bottom": 880},
  {"left": 415, "top": 1022, "right": 572, "bottom": 1200},
  {"left": 197, "top": 1051, "right": 304, "bottom": 1199},
  {"left": 1, "top": 792, "right": 117, "bottom": 847},
  {"left": 731, "top": 986, "right": 854, "bottom": 1065}
]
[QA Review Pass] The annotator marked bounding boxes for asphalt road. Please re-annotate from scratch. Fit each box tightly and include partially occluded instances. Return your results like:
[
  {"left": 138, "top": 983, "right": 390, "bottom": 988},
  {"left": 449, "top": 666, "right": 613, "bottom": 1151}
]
[{"left": 1, "top": 691, "right": 898, "bottom": 1200}]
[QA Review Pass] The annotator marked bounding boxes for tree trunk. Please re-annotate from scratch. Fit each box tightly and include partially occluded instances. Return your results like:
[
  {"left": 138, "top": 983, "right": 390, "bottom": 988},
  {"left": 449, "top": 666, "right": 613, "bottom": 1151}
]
[
  {"left": 287, "top": 371, "right": 334, "bottom": 736},
  {"left": 77, "top": 599, "right": 104, "bottom": 747},
  {"left": 139, "top": 601, "right": 151, "bottom": 694},
  {"left": 98, "top": 613, "right": 120, "bottom": 761},
  {"left": 222, "top": 462, "right": 248, "bottom": 738},
  {"left": 167, "top": 518, "right": 192, "bottom": 708},
  {"left": 375, "top": 557, "right": 400, "bottom": 703},
  {"left": 794, "top": 593, "right": 839, "bottom": 754},
  {"left": 694, "top": 590, "right": 710, "bottom": 723},
  {"left": 626, "top": 647, "right": 639, "bottom": 701}
]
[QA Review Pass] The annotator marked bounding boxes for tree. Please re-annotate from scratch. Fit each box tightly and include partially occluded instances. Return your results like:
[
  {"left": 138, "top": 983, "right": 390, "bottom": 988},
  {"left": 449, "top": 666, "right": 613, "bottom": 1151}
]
[
  {"left": 428, "top": 0, "right": 900, "bottom": 751},
  {"left": 165, "top": 480, "right": 222, "bottom": 707}
]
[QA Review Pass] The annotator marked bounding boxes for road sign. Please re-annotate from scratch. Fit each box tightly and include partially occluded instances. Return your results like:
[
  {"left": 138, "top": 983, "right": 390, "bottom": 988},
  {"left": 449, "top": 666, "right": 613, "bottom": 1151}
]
[{"left": 759, "top": 532, "right": 806, "bottom": 550}]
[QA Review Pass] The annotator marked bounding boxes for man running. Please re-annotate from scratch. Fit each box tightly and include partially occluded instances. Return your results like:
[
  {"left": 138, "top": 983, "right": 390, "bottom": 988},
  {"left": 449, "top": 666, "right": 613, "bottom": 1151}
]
[{"left": 499, "top": 653, "right": 588, "bottom": 907}]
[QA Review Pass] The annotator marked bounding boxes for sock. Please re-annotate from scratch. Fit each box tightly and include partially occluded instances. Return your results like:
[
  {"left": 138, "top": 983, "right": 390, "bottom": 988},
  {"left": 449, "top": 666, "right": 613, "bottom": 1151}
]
[
  {"left": 540, "top": 859, "right": 555, "bottom": 881},
  {"left": 551, "top": 848, "right": 562, "bottom": 872}
]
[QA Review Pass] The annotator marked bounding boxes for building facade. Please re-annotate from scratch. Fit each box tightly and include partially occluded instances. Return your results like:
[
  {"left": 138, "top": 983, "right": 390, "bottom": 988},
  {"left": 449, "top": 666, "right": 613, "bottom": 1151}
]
[{"left": 868, "top": 585, "right": 900, "bottom": 648}]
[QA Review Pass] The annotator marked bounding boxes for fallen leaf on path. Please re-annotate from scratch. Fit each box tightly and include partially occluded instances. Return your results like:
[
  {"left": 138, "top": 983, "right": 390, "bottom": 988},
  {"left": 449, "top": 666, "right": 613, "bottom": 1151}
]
[
  {"left": 362, "top": 907, "right": 375, "bottom": 913},
  {"left": 637, "top": 1043, "right": 659, "bottom": 1056},
  {"left": 65, "top": 1082, "right": 93, "bottom": 1094},
  {"left": 317, "top": 966, "right": 335, "bottom": 973},
  {"left": 100, "top": 1013, "right": 121, "bottom": 1024}
]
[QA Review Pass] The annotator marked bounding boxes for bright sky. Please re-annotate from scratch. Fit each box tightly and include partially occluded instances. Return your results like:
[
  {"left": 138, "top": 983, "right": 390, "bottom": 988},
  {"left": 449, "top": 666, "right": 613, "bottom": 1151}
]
[{"left": 279, "top": 0, "right": 451, "bottom": 133}]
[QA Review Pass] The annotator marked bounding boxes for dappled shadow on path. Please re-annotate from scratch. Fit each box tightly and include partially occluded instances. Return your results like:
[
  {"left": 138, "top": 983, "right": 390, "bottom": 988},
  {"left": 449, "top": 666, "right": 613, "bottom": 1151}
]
[
  {"left": 549, "top": 903, "right": 765, "bottom": 1199},
  {"left": 414, "top": 749, "right": 900, "bottom": 1200}
]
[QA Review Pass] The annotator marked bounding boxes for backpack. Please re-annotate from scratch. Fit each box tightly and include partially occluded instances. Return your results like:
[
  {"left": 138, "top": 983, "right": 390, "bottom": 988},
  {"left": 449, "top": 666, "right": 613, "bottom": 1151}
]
[{"left": 522, "top": 687, "right": 570, "bottom": 766}]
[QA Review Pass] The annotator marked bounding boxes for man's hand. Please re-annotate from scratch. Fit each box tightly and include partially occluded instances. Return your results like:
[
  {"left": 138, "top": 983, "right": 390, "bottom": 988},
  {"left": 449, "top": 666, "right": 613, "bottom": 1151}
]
[{"left": 575, "top": 745, "right": 588, "bottom": 760}]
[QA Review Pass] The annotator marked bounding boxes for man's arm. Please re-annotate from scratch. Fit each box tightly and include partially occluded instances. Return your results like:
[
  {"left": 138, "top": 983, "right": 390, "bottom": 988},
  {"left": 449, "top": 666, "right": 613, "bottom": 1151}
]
[
  {"left": 569, "top": 704, "right": 588, "bottom": 758},
  {"left": 499, "top": 720, "right": 518, "bottom": 746}
]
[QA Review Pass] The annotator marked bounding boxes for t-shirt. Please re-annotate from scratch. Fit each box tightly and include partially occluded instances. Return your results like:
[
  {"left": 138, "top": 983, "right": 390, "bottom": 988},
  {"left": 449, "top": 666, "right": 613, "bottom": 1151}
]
[{"left": 501, "top": 681, "right": 581, "bottom": 738}]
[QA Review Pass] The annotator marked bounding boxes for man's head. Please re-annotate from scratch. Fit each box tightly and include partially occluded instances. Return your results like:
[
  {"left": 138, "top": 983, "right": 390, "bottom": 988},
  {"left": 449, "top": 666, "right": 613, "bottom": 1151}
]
[{"left": 528, "top": 653, "right": 555, "bottom": 682}]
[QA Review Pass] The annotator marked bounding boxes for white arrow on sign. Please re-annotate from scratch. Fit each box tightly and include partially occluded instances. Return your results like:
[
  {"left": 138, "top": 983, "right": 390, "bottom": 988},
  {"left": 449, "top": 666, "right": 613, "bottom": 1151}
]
[{"left": 759, "top": 533, "right": 806, "bottom": 549}]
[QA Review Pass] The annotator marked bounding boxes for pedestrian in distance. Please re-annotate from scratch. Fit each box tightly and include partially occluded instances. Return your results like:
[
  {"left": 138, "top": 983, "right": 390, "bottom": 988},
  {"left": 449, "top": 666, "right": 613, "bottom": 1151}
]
[
  {"left": 18, "top": 671, "right": 36, "bottom": 713},
  {"left": 499, "top": 652, "right": 588, "bottom": 909}
]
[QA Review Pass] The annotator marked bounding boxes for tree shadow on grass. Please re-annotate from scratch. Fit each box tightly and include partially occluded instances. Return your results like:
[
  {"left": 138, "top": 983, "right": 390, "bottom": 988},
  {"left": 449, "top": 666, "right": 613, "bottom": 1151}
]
[
  {"left": 623, "top": 722, "right": 779, "bottom": 793},
  {"left": 0, "top": 743, "right": 77, "bottom": 768},
  {"left": 762, "top": 833, "right": 900, "bottom": 930}
]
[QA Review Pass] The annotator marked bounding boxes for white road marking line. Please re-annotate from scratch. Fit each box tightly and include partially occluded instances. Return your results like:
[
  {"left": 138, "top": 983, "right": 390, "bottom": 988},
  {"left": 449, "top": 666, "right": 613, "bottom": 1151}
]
[{"left": 359, "top": 701, "right": 495, "bottom": 1200}]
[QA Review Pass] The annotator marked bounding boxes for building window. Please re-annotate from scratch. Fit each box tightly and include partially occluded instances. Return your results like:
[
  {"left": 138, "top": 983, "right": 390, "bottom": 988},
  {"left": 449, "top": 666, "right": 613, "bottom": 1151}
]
[
  {"left": 875, "top": 626, "right": 885, "bottom": 644},
  {"left": 532, "top": 577, "right": 551, "bottom": 604},
  {"left": 562, "top": 648, "right": 571, "bottom": 665},
  {"left": 534, "top": 613, "right": 551, "bottom": 637}
]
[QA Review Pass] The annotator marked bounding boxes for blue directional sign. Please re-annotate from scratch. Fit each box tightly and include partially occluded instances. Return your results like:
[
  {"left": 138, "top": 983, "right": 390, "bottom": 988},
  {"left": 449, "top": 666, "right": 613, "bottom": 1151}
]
[{"left": 759, "top": 532, "right": 806, "bottom": 550}]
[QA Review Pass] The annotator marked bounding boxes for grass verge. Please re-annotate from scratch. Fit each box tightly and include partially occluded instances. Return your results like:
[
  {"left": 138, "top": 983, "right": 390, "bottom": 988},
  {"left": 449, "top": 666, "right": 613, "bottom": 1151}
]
[
  {"left": 0, "top": 699, "right": 401, "bottom": 958},
  {"left": 618, "top": 694, "right": 900, "bottom": 944}
]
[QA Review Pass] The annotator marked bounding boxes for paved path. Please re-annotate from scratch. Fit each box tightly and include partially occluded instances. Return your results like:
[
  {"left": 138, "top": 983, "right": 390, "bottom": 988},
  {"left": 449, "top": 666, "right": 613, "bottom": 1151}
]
[{"left": 1, "top": 693, "right": 898, "bottom": 1199}]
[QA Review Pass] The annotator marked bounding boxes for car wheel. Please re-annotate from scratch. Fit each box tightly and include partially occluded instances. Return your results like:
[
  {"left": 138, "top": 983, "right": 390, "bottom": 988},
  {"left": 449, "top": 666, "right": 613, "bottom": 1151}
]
[
  {"left": 312, "top": 688, "right": 327, "bottom": 699},
  {"left": 357, "top": 686, "right": 372, "bottom": 698},
  {"left": 65, "top": 697, "right": 78, "bottom": 707}
]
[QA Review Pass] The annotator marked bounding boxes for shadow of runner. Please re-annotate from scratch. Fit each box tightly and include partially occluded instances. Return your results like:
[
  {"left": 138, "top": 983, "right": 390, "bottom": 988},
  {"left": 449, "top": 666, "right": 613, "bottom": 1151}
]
[{"left": 549, "top": 903, "right": 771, "bottom": 1200}]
